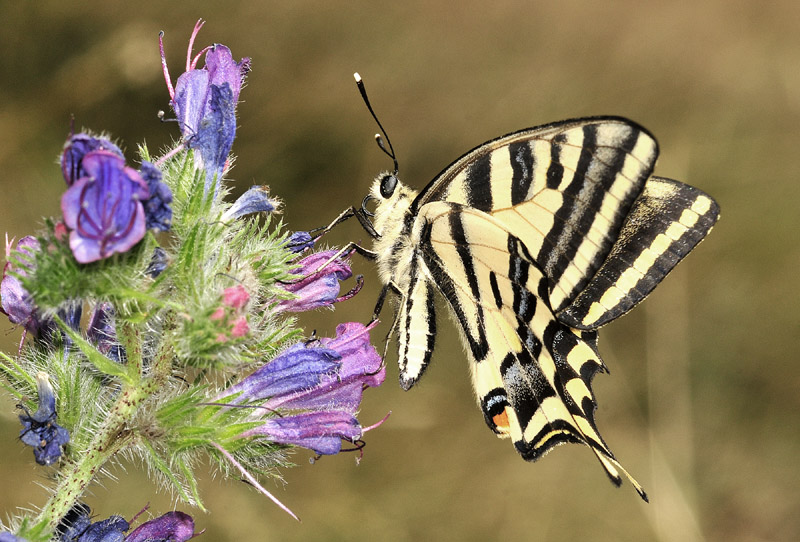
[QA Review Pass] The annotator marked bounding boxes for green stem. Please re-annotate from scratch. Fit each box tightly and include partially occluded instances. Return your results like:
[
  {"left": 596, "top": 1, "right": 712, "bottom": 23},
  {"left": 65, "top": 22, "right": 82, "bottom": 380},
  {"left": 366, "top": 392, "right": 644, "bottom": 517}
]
[
  {"left": 31, "top": 385, "right": 141, "bottom": 533},
  {"left": 30, "top": 323, "right": 176, "bottom": 536}
]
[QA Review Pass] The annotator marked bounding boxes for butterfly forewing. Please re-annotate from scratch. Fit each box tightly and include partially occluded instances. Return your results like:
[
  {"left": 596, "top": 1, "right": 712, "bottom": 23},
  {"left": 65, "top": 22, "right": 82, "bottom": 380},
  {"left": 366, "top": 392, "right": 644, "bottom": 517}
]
[{"left": 414, "top": 117, "right": 660, "bottom": 312}]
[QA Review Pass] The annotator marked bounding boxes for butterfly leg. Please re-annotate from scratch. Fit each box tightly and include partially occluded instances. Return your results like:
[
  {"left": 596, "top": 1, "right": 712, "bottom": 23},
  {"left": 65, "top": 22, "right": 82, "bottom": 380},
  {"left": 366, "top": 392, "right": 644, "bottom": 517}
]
[{"left": 315, "top": 205, "right": 380, "bottom": 240}]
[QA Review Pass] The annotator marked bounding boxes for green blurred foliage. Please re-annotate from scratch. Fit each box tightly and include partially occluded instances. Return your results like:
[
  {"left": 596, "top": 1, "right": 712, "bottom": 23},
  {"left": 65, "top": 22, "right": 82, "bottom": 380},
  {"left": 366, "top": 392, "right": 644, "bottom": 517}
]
[{"left": 1, "top": 1, "right": 798, "bottom": 541}]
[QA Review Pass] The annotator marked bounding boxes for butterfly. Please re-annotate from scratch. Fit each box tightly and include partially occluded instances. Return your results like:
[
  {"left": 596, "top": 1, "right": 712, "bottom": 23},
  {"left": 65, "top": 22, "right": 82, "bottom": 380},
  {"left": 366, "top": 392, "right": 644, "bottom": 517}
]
[{"left": 326, "top": 74, "right": 719, "bottom": 501}]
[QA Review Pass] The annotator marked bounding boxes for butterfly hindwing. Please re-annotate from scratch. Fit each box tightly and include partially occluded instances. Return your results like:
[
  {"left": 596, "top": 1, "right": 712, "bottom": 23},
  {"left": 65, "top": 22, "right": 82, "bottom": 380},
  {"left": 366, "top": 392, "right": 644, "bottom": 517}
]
[
  {"left": 558, "top": 176, "right": 720, "bottom": 329},
  {"left": 413, "top": 202, "right": 647, "bottom": 498}
]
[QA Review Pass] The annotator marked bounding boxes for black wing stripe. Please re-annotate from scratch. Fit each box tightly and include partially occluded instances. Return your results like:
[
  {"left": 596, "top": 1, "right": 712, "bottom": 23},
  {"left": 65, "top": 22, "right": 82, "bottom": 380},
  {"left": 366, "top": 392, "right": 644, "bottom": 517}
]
[
  {"left": 466, "top": 152, "right": 493, "bottom": 212},
  {"left": 420, "top": 205, "right": 625, "bottom": 473},
  {"left": 509, "top": 140, "right": 535, "bottom": 206},
  {"left": 545, "top": 132, "right": 567, "bottom": 189},
  {"left": 420, "top": 217, "right": 490, "bottom": 362}
]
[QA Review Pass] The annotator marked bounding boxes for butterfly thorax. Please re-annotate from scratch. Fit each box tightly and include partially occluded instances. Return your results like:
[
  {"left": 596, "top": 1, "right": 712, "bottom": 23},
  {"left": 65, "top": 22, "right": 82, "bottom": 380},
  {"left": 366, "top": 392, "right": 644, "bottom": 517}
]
[{"left": 369, "top": 173, "right": 419, "bottom": 287}]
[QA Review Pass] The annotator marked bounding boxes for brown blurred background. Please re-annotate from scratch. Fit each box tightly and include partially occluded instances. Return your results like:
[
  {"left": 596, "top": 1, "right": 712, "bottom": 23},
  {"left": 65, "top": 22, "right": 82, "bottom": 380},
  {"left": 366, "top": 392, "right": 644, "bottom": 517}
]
[{"left": 1, "top": 1, "right": 798, "bottom": 541}]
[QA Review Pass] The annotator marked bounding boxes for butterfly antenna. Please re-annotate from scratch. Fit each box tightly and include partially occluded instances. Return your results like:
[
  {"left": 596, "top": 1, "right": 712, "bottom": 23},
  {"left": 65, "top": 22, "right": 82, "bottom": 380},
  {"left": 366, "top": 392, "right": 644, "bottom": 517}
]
[{"left": 354, "top": 72, "right": 399, "bottom": 175}]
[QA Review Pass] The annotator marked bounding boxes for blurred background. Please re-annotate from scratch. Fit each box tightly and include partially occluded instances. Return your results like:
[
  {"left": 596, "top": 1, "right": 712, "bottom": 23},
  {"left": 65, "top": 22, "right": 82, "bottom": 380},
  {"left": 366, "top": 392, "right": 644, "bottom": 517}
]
[{"left": 1, "top": 1, "right": 798, "bottom": 541}]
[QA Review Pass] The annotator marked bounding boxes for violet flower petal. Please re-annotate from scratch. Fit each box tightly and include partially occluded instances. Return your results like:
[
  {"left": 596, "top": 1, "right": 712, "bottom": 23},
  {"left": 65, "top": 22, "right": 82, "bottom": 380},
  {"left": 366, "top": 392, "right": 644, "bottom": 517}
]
[
  {"left": 219, "top": 343, "right": 340, "bottom": 404},
  {"left": 146, "top": 247, "right": 168, "bottom": 278},
  {"left": 87, "top": 302, "right": 125, "bottom": 363},
  {"left": 165, "top": 23, "right": 250, "bottom": 197},
  {"left": 0, "top": 533, "right": 27, "bottom": 542},
  {"left": 271, "top": 322, "right": 384, "bottom": 413},
  {"left": 277, "top": 250, "right": 353, "bottom": 312},
  {"left": 221, "top": 186, "right": 279, "bottom": 221},
  {"left": 1, "top": 236, "right": 39, "bottom": 326},
  {"left": 139, "top": 162, "right": 173, "bottom": 232},
  {"left": 243, "top": 410, "right": 362, "bottom": 456},
  {"left": 126, "top": 512, "right": 194, "bottom": 542},
  {"left": 61, "top": 151, "right": 149, "bottom": 263},
  {"left": 189, "top": 83, "right": 236, "bottom": 194},
  {"left": 18, "top": 372, "right": 70, "bottom": 465},
  {"left": 74, "top": 515, "right": 129, "bottom": 542},
  {"left": 285, "top": 231, "right": 315, "bottom": 253},
  {"left": 61, "top": 134, "right": 124, "bottom": 187}
]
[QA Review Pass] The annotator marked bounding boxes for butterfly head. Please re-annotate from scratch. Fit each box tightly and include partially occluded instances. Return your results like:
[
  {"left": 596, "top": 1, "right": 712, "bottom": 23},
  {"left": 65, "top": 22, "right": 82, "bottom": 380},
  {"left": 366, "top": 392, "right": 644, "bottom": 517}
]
[{"left": 368, "top": 171, "right": 418, "bottom": 235}]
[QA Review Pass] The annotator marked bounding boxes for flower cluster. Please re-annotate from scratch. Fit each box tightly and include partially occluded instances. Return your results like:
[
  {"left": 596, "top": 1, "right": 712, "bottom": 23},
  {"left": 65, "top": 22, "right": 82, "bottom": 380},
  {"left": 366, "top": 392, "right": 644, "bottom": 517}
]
[
  {"left": 220, "top": 321, "right": 385, "bottom": 456},
  {"left": 52, "top": 504, "right": 194, "bottom": 542},
  {"left": 0, "top": 19, "right": 385, "bottom": 541}
]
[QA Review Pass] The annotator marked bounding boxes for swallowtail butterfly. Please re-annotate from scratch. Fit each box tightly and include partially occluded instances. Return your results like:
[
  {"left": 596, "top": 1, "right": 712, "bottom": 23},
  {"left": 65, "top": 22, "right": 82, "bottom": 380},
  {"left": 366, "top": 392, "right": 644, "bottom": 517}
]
[{"left": 327, "top": 74, "right": 719, "bottom": 500}]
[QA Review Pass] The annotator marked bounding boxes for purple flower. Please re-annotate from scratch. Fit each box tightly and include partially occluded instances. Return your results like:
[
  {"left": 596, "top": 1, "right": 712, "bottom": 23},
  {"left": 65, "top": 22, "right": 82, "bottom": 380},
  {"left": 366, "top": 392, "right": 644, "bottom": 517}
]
[
  {"left": 57, "top": 505, "right": 128, "bottom": 542},
  {"left": 61, "top": 134, "right": 124, "bottom": 187},
  {"left": 221, "top": 186, "right": 279, "bottom": 222},
  {"left": 139, "top": 162, "right": 173, "bottom": 232},
  {"left": 220, "top": 343, "right": 340, "bottom": 405},
  {"left": 87, "top": 302, "right": 125, "bottom": 363},
  {"left": 126, "top": 512, "right": 194, "bottom": 542},
  {"left": 74, "top": 516, "right": 128, "bottom": 542},
  {"left": 2, "top": 238, "right": 83, "bottom": 346},
  {"left": 246, "top": 410, "right": 362, "bottom": 456},
  {"left": 277, "top": 250, "right": 361, "bottom": 312},
  {"left": 227, "top": 322, "right": 385, "bottom": 456},
  {"left": 161, "top": 20, "right": 250, "bottom": 195},
  {"left": 19, "top": 372, "right": 70, "bottom": 466},
  {"left": 0, "top": 533, "right": 28, "bottom": 542},
  {"left": 61, "top": 150, "right": 150, "bottom": 263},
  {"left": 145, "top": 247, "right": 168, "bottom": 278},
  {"left": 56, "top": 506, "right": 194, "bottom": 542},
  {"left": 285, "top": 231, "right": 315, "bottom": 254},
  {"left": 1, "top": 236, "right": 40, "bottom": 331}
]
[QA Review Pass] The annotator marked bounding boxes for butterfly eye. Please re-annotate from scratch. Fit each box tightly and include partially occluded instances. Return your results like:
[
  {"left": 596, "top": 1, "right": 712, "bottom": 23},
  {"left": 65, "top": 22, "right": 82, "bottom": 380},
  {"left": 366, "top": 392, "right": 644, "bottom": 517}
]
[{"left": 380, "top": 174, "right": 398, "bottom": 198}]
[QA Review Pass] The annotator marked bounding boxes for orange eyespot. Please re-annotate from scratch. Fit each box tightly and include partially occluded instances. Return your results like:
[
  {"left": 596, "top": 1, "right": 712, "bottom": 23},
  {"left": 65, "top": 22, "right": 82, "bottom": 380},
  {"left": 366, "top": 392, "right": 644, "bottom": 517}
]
[{"left": 492, "top": 410, "right": 510, "bottom": 433}]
